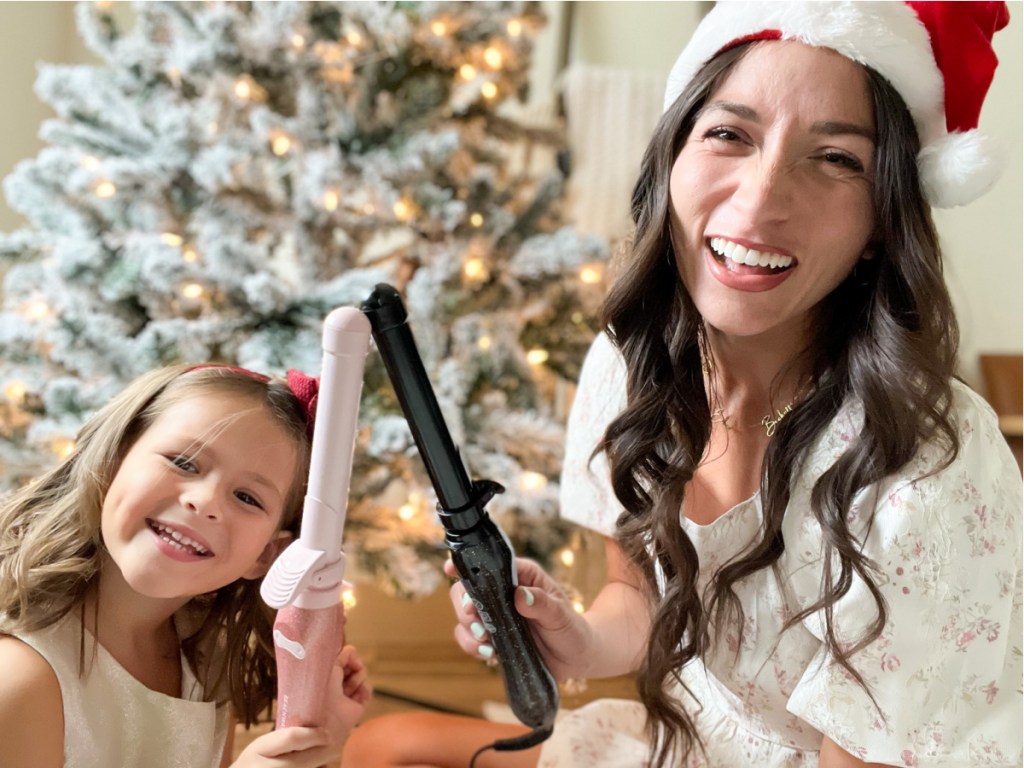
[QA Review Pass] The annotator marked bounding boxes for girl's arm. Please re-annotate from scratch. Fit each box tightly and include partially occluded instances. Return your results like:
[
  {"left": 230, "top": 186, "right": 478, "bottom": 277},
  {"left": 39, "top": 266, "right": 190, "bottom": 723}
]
[{"left": 0, "top": 636, "right": 65, "bottom": 768}]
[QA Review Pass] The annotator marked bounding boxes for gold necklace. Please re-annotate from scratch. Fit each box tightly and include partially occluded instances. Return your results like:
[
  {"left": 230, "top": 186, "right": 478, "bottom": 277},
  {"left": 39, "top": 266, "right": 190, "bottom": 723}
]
[{"left": 710, "top": 391, "right": 805, "bottom": 438}]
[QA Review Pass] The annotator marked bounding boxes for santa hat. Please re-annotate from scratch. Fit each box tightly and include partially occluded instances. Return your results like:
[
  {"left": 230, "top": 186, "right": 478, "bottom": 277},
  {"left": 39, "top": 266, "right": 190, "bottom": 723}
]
[{"left": 664, "top": 1, "right": 1010, "bottom": 208}]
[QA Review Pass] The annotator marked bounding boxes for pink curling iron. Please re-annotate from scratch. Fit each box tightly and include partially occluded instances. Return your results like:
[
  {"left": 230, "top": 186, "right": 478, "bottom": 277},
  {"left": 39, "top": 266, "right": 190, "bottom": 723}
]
[{"left": 260, "top": 307, "right": 371, "bottom": 728}]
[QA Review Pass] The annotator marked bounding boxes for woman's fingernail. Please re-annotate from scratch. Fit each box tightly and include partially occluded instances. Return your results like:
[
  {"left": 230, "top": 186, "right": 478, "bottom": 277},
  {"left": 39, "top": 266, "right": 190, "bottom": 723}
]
[
  {"left": 470, "top": 622, "right": 485, "bottom": 639},
  {"left": 521, "top": 587, "right": 535, "bottom": 606},
  {"left": 462, "top": 592, "right": 472, "bottom": 608},
  {"left": 478, "top": 644, "right": 494, "bottom": 659}
]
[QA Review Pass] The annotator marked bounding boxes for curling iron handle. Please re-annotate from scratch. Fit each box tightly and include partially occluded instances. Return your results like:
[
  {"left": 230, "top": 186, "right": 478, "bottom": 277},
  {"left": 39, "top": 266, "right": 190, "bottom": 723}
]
[
  {"left": 451, "top": 519, "right": 560, "bottom": 730},
  {"left": 272, "top": 603, "right": 345, "bottom": 728}
]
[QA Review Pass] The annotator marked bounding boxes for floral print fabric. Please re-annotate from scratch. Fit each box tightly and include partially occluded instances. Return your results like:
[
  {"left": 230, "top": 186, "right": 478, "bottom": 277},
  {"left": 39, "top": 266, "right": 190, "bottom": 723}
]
[{"left": 543, "top": 333, "right": 1022, "bottom": 767}]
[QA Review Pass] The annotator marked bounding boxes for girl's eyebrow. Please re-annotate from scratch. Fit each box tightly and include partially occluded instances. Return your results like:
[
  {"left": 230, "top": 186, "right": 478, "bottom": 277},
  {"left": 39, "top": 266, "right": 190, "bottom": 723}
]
[{"left": 697, "top": 101, "right": 876, "bottom": 142}]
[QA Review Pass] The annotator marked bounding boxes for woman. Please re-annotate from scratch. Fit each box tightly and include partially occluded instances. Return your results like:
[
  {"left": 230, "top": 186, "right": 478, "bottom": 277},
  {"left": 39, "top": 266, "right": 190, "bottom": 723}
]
[{"left": 344, "top": 2, "right": 1020, "bottom": 766}]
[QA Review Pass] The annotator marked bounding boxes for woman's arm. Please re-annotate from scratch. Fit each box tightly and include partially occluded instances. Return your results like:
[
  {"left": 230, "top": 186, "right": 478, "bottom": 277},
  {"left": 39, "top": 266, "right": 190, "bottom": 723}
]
[
  {"left": 819, "top": 736, "right": 897, "bottom": 768},
  {"left": 0, "top": 636, "right": 65, "bottom": 768}
]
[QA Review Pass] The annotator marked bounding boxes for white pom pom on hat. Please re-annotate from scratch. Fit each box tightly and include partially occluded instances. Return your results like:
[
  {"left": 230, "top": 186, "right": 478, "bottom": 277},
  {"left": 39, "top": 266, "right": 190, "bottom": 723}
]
[{"left": 663, "top": 1, "right": 1011, "bottom": 208}]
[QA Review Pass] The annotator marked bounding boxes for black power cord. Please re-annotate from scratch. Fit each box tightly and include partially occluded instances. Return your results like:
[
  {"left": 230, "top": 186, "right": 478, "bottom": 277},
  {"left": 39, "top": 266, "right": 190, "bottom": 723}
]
[{"left": 468, "top": 725, "right": 554, "bottom": 768}]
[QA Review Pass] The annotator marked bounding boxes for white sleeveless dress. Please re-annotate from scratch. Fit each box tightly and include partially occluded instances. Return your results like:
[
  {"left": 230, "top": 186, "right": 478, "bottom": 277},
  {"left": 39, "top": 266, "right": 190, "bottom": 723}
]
[{"left": 12, "top": 611, "right": 229, "bottom": 768}]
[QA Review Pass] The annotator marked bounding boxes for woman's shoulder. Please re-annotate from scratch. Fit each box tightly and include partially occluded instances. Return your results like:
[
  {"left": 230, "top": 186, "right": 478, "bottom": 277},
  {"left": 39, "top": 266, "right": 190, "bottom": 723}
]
[{"left": 0, "top": 635, "right": 65, "bottom": 765}]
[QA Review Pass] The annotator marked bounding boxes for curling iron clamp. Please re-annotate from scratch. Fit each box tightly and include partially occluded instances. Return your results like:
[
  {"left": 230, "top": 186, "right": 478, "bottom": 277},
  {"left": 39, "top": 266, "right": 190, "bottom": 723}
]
[
  {"left": 361, "top": 283, "right": 559, "bottom": 750},
  {"left": 260, "top": 308, "right": 371, "bottom": 728}
]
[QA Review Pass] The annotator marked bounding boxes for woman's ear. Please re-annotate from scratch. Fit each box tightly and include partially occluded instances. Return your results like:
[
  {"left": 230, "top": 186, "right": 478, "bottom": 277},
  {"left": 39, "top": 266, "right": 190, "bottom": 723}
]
[{"left": 244, "top": 530, "right": 293, "bottom": 580}]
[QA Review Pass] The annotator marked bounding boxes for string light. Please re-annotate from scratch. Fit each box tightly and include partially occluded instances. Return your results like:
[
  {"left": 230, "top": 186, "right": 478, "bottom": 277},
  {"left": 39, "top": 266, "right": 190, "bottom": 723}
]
[
  {"left": 342, "top": 586, "right": 358, "bottom": 609},
  {"left": 393, "top": 198, "right": 414, "bottom": 221},
  {"left": 323, "top": 188, "right": 340, "bottom": 212},
  {"left": 94, "top": 180, "right": 117, "bottom": 199},
  {"left": 270, "top": 131, "right": 292, "bottom": 156},
  {"left": 506, "top": 19, "right": 523, "bottom": 37},
  {"left": 79, "top": 154, "right": 101, "bottom": 170},
  {"left": 469, "top": 212, "right": 484, "bottom": 227},
  {"left": 430, "top": 20, "right": 447, "bottom": 36},
  {"left": 571, "top": 311, "right": 585, "bottom": 324},
  {"left": 291, "top": 33, "right": 306, "bottom": 50},
  {"left": 24, "top": 299, "right": 52, "bottom": 321},
  {"left": 559, "top": 548, "right": 576, "bottom": 567},
  {"left": 526, "top": 348, "right": 549, "bottom": 366},
  {"left": 572, "top": 599, "right": 586, "bottom": 614},
  {"left": 345, "top": 29, "right": 364, "bottom": 47},
  {"left": 463, "top": 257, "right": 487, "bottom": 281},
  {"left": 477, "top": 335, "right": 492, "bottom": 351},
  {"left": 361, "top": 202, "right": 376, "bottom": 216},
  {"left": 3, "top": 381, "right": 27, "bottom": 404},
  {"left": 160, "top": 232, "right": 184, "bottom": 247},
  {"left": 483, "top": 46, "right": 503, "bottom": 69},
  {"left": 480, "top": 82, "right": 498, "bottom": 100},
  {"left": 398, "top": 503, "right": 417, "bottom": 521},
  {"left": 182, "top": 246, "right": 199, "bottom": 263},
  {"left": 459, "top": 64, "right": 477, "bottom": 80},
  {"left": 579, "top": 264, "right": 604, "bottom": 284},
  {"left": 233, "top": 76, "right": 254, "bottom": 100},
  {"left": 520, "top": 471, "right": 547, "bottom": 491},
  {"left": 53, "top": 438, "right": 76, "bottom": 460},
  {"left": 181, "top": 283, "right": 205, "bottom": 300}
]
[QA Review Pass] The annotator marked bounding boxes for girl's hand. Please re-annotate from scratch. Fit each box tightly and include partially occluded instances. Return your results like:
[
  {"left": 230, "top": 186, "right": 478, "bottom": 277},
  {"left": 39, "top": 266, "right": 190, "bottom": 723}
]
[
  {"left": 230, "top": 645, "right": 371, "bottom": 767},
  {"left": 445, "top": 557, "right": 596, "bottom": 681}
]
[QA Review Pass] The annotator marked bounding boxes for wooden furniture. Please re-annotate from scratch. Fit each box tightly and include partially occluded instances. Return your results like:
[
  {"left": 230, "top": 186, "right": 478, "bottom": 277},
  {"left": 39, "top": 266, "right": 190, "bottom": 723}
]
[{"left": 979, "top": 353, "right": 1023, "bottom": 470}]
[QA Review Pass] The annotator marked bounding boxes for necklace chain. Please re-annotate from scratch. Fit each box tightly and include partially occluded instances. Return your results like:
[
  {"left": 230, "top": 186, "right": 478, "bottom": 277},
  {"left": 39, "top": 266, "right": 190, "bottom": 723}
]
[{"left": 710, "top": 395, "right": 800, "bottom": 437}]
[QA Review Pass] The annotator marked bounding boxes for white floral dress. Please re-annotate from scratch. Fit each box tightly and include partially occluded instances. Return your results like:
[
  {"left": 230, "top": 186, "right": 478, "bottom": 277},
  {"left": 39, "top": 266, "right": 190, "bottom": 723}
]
[{"left": 542, "top": 333, "right": 1022, "bottom": 767}]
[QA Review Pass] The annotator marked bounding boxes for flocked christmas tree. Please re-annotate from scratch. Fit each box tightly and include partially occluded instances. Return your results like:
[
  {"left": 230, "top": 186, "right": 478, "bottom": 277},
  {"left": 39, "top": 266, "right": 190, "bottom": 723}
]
[{"left": 0, "top": 1, "right": 609, "bottom": 597}]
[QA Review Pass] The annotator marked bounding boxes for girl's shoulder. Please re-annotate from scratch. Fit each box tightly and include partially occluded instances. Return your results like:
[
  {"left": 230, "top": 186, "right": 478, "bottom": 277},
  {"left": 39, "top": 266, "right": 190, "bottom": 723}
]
[{"left": 0, "top": 635, "right": 64, "bottom": 766}]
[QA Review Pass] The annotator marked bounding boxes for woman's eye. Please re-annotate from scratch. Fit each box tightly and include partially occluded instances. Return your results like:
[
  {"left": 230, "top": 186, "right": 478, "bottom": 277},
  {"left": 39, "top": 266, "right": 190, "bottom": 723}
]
[
  {"left": 235, "top": 491, "right": 265, "bottom": 510},
  {"left": 821, "top": 150, "right": 865, "bottom": 173},
  {"left": 703, "top": 126, "right": 743, "bottom": 143}
]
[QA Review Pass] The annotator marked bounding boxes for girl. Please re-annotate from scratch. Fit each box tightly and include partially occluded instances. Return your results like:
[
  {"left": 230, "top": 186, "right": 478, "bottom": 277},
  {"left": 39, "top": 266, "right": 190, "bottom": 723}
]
[
  {"left": 0, "top": 364, "right": 371, "bottom": 767},
  {"left": 345, "top": 2, "right": 1020, "bottom": 767}
]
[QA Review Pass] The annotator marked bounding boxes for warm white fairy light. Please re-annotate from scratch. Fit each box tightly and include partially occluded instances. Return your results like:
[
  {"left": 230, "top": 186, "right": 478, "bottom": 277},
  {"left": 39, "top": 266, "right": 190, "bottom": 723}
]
[
  {"left": 79, "top": 154, "right": 101, "bottom": 170},
  {"left": 463, "top": 257, "right": 487, "bottom": 281},
  {"left": 520, "top": 471, "right": 547, "bottom": 491},
  {"left": 291, "top": 33, "right": 306, "bottom": 50},
  {"left": 181, "top": 283, "right": 205, "bottom": 300},
  {"left": 94, "top": 180, "right": 116, "bottom": 199},
  {"left": 398, "top": 503, "right": 417, "bottom": 521},
  {"left": 160, "top": 232, "right": 184, "bottom": 247},
  {"left": 323, "top": 188, "right": 340, "bottom": 212},
  {"left": 24, "top": 299, "right": 52, "bottom": 321},
  {"left": 233, "top": 76, "right": 254, "bottom": 100},
  {"left": 270, "top": 131, "right": 292, "bottom": 156},
  {"left": 393, "top": 198, "right": 414, "bottom": 221},
  {"left": 507, "top": 19, "right": 523, "bottom": 37},
  {"left": 345, "top": 29, "right": 364, "bottom": 47},
  {"left": 571, "top": 311, "right": 585, "bottom": 324},
  {"left": 342, "top": 586, "right": 357, "bottom": 609},
  {"left": 469, "top": 212, "right": 484, "bottom": 227},
  {"left": 480, "top": 82, "right": 498, "bottom": 100},
  {"left": 559, "top": 548, "right": 575, "bottom": 567},
  {"left": 53, "top": 437, "right": 76, "bottom": 460},
  {"left": 526, "top": 348, "right": 549, "bottom": 366},
  {"left": 3, "top": 381, "right": 27, "bottom": 404},
  {"left": 483, "top": 46, "right": 503, "bottom": 69},
  {"left": 182, "top": 246, "right": 199, "bottom": 263},
  {"left": 361, "top": 202, "right": 376, "bottom": 216},
  {"left": 579, "top": 264, "right": 604, "bottom": 284},
  {"left": 572, "top": 599, "right": 586, "bottom": 614},
  {"left": 459, "top": 63, "right": 477, "bottom": 80},
  {"left": 430, "top": 20, "right": 447, "bottom": 36},
  {"left": 477, "top": 335, "right": 492, "bottom": 351}
]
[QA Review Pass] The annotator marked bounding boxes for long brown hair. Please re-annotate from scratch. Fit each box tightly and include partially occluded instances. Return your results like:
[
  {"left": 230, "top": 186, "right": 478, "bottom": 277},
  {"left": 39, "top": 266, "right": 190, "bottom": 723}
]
[
  {"left": 0, "top": 365, "right": 312, "bottom": 726},
  {"left": 601, "top": 42, "right": 959, "bottom": 765}
]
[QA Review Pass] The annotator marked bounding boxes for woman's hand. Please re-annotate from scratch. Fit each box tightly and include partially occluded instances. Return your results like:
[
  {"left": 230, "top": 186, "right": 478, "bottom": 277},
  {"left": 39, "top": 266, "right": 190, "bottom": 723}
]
[
  {"left": 230, "top": 644, "right": 372, "bottom": 767},
  {"left": 445, "top": 557, "right": 597, "bottom": 682}
]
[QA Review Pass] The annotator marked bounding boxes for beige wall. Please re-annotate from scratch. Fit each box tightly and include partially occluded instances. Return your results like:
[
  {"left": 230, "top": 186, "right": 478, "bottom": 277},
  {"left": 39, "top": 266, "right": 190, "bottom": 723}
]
[{"left": 2, "top": 1, "right": 1020, "bottom": 388}]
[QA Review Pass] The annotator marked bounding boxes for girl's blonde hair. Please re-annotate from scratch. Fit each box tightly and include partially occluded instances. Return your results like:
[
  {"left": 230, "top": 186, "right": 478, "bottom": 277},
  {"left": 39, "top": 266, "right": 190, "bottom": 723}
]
[{"left": 0, "top": 365, "right": 312, "bottom": 725}]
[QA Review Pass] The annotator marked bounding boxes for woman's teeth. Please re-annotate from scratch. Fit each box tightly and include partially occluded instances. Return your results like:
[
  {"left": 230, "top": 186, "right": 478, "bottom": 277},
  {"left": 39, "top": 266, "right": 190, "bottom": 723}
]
[
  {"left": 150, "top": 520, "right": 211, "bottom": 556},
  {"left": 709, "top": 237, "right": 793, "bottom": 270}
]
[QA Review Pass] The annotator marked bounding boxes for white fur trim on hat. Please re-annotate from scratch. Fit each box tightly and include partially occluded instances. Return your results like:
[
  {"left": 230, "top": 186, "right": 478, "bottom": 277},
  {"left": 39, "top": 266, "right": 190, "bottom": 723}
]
[{"left": 664, "top": 1, "right": 1003, "bottom": 208}]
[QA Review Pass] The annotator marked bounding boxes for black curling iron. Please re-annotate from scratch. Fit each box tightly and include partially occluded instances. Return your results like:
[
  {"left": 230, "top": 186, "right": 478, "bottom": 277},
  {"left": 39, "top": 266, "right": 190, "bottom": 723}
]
[{"left": 361, "top": 283, "right": 559, "bottom": 749}]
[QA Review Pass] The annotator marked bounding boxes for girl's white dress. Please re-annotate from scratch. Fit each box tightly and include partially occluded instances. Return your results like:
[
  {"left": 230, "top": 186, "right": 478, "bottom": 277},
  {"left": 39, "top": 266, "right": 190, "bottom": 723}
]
[
  {"left": 12, "top": 611, "right": 229, "bottom": 768},
  {"left": 540, "top": 333, "right": 1023, "bottom": 767}
]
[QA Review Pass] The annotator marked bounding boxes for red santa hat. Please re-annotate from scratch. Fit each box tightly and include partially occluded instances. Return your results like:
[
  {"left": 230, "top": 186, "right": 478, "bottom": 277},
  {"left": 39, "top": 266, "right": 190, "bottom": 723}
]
[{"left": 663, "top": 1, "right": 1010, "bottom": 208}]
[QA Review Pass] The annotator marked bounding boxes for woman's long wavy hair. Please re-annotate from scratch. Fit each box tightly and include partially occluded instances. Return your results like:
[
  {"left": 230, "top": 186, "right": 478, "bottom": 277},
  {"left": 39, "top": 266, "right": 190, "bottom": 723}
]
[
  {"left": 601, "top": 42, "right": 960, "bottom": 765},
  {"left": 0, "top": 366, "right": 312, "bottom": 726}
]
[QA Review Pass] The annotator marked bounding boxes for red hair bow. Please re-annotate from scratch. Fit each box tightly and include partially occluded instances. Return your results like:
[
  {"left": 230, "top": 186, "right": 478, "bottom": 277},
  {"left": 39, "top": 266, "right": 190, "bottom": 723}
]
[{"left": 286, "top": 369, "right": 319, "bottom": 438}]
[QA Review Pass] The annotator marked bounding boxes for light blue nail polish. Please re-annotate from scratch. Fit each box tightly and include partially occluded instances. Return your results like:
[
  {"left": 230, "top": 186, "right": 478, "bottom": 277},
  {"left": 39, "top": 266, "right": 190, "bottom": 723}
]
[
  {"left": 462, "top": 592, "right": 472, "bottom": 608},
  {"left": 522, "top": 587, "right": 535, "bottom": 606},
  {"left": 470, "top": 622, "right": 485, "bottom": 639},
  {"left": 478, "top": 644, "right": 494, "bottom": 658}
]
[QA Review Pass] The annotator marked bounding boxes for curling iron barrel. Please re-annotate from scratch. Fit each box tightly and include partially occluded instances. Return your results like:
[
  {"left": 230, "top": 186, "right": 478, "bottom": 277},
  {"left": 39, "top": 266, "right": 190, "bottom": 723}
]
[{"left": 361, "top": 283, "right": 559, "bottom": 733}]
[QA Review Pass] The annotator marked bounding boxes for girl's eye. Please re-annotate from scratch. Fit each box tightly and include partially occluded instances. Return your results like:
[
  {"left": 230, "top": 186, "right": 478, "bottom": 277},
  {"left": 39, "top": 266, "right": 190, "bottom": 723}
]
[
  {"left": 168, "top": 455, "right": 198, "bottom": 473},
  {"left": 235, "top": 491, "right": 265, "bottom": 510}
]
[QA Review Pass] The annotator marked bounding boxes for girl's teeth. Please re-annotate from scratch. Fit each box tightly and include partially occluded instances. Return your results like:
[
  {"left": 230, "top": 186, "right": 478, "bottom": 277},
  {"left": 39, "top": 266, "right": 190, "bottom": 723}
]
[{"left": 152, "top": 522, "right": 209, "bottom": 555}]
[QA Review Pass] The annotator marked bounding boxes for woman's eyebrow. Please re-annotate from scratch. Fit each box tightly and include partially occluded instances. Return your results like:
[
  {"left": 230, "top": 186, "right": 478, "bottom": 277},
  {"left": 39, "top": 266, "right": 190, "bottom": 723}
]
[
  {"left": 697, "top": 100, "right": 759, "bottom": 121},
  {"left": 810, "top": 120, "right": 876, "bottom": 142}
]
